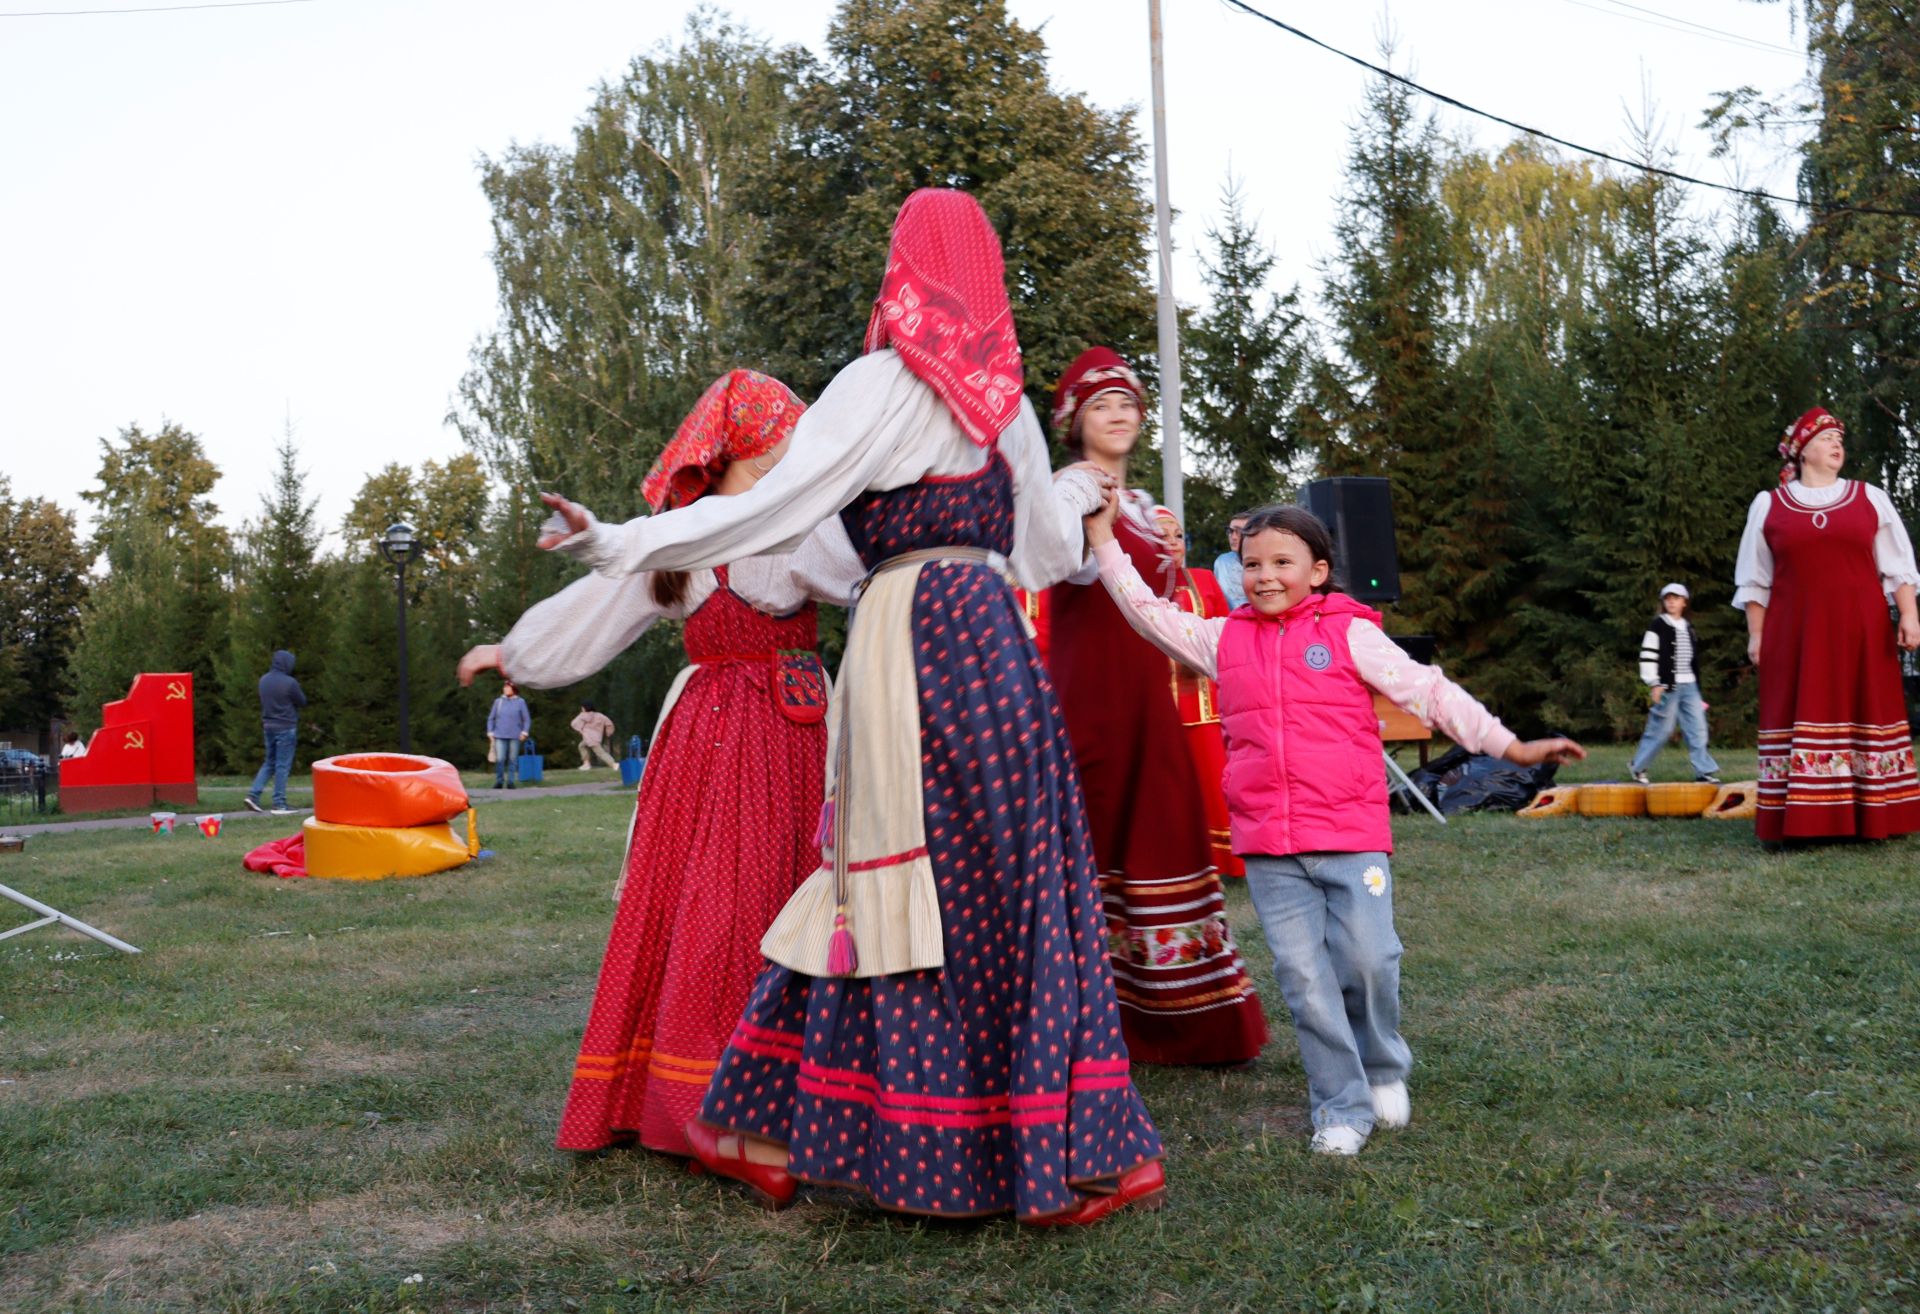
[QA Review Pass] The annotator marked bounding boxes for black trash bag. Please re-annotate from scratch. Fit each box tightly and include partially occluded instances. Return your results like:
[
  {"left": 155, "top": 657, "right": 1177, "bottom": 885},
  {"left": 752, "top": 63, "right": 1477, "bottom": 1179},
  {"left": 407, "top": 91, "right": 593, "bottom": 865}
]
[{"left": 1391, "top": 745, "right": 1560, "bottom": 816}]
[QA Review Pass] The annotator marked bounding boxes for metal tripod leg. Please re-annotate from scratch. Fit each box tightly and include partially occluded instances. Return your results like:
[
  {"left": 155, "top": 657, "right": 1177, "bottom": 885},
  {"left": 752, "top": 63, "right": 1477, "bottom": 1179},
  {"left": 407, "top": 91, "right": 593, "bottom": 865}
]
[
  {"left": 0, "top": 882, "right": 141, "bottom": 954},
  {"left": 1384, "top": 751, "right": 1446, "bottom": 825}
]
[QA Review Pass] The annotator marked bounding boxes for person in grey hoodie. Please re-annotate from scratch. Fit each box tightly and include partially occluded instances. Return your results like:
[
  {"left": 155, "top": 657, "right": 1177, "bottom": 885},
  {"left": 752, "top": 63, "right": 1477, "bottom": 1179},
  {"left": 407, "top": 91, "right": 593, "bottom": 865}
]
[
  {"left": 487, "top": 680, "right": 531, "bottom": 789},
  {"left": 244, "top": 649, "right": 306, "bottom": 814}
]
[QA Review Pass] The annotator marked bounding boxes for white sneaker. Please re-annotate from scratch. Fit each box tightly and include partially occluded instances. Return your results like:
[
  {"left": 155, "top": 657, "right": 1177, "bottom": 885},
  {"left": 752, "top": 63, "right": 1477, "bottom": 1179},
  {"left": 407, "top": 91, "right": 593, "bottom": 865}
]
[
  {"left": 270, "top": 807, "right": 296, "bottom": 816},
  {"left": 1309, "top": 1125, "right": 1368, "bottom": 1156},
  {"left": 1370, "top": 1080, "right": 1411, "bottom": 1129}
]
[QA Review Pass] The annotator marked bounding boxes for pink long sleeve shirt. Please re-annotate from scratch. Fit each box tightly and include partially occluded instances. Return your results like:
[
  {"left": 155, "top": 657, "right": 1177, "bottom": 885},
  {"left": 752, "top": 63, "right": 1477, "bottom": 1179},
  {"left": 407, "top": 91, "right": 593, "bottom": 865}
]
[{"left": 1094, "top": 540, "right": 1517, "bottom": 759}]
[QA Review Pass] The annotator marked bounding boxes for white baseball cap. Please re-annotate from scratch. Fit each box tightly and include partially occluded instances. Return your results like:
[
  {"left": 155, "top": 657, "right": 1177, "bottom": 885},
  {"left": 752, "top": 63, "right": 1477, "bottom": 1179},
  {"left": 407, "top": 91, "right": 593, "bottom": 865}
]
[{"left": 1660, "top": 582, "right": 1689, "bottom": 599}]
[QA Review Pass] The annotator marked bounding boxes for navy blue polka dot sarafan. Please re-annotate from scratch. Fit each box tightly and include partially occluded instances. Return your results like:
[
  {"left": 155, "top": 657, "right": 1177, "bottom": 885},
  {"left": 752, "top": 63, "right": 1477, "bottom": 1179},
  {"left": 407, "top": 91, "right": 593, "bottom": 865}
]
[{"left": 698, "top": 452, "right": 1164, "bottom": 1220}]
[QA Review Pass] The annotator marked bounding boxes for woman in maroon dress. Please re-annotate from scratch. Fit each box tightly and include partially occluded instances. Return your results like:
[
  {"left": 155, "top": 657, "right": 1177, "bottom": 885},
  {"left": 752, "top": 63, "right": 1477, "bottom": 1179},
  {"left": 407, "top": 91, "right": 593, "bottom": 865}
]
[
  {"left": 1045, "top": 348, "right": 1266, "bottom": 1066},
  {"left": 1735, "top": 405, "right": 1920, "bottom": 843}
]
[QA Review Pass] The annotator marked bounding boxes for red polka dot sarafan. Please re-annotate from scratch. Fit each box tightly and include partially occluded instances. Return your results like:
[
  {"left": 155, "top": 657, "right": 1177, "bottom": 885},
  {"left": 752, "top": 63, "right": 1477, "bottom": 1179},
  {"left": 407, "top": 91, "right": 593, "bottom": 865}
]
[
  {"left": 556, "top": 567, "right": 825, "bottom": 1157},
  {"left": 697, "top": 455, "right": 1164, "bottom": 1220}
]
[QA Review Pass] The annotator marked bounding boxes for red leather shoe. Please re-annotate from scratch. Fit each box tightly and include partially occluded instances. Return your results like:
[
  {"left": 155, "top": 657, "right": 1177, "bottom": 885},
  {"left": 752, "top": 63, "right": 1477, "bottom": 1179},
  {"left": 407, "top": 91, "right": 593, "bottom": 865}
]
[
  {"left": 1026, "top": 1159, "right": 1166, "bottom": 1227},
  {"left": 683, "top": 1119, "right": 797, "bottom": 1210}
]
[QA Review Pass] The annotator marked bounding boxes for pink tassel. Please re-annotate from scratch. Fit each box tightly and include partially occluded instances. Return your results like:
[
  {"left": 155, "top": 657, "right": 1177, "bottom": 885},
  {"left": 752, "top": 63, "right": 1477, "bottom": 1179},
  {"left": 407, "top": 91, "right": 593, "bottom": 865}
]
[
  {"left": 814, "top": 798, "right": 835, "bottom": 850},
  {"left": 827, "top": 911, "right": 857, "bottom": 976}
]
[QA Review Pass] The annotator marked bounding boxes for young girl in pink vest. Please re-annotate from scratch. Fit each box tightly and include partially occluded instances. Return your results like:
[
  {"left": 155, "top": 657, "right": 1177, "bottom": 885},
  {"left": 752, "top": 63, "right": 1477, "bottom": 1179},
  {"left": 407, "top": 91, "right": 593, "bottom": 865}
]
[{"left": 1085, "top": 498, "right": 1584, "bottom": 1154}]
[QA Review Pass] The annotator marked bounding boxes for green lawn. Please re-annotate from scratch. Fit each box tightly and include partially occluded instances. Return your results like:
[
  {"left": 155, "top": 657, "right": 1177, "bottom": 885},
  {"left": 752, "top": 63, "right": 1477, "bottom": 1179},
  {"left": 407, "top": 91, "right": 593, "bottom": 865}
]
[
  {"left": 1, "top": 775, "right": 1914, "bottom": 1312},
  {"left": 3, "top": 766, "right": 627, "bottom": 826}
]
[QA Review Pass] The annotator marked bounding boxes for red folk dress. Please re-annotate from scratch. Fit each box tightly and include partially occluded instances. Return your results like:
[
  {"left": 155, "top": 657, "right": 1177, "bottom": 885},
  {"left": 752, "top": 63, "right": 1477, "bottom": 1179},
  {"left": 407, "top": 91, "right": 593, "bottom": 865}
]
[
  {"left": 555, "top": 569, "right": 826, "bottom": 1154},
  {"left": 1755, "top": 482, "right": 1920, "bottom": 840},
  {"left": 1047, "top": 507, "right": 1266, "bottom": 1066},
  {"left": 1168, "top": 567, "right": 1243, "bottom": 878}
]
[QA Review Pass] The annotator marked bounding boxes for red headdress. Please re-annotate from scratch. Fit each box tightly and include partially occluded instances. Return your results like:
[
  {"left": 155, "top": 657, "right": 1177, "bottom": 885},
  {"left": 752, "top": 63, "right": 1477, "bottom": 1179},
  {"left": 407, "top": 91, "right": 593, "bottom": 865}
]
[
  {"left": 1051, "top": 346, "right": 1146, "bottom": 444},
  {"left": 641, "top": 370, "right": 805, "bottom": 513},
  {"left": 1779, "top": 406, "right": 1843, "bottom": 486},
  {"left": 863, "top": 189, "right": 1025, "bottom": 447}
]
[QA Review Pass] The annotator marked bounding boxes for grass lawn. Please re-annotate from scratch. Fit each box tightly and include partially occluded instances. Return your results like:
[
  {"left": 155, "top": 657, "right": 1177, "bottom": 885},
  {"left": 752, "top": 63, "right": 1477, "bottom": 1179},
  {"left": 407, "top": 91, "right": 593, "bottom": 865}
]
[
  {"left": 3, "top": 767, "right": 628, "bottom": 826},
  {"left": 1, "top": 757, "right": 1914, "bottom": 1312}
]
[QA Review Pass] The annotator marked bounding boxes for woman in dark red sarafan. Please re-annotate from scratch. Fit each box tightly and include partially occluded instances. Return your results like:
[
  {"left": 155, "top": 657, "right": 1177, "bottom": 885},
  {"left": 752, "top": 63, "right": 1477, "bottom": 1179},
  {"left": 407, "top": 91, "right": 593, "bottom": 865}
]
[
  {"left": 1734, "top": 405, "right": 1920, "bottom": 843},
  {"left": 1044, "top": 348, "right": 1266, "bottom": 1066},
  {"left": 458, "top": 370, "right": 846, "bottom": 1159},
  {"left": 532, "top": 189, "right": 1165, "bottom": 1226}
]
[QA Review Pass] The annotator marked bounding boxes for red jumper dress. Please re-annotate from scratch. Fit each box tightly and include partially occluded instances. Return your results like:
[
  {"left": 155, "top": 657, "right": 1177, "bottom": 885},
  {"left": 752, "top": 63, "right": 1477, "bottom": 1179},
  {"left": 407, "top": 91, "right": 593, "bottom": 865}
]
[
  {"left": 1755, "top": 481, "right": 1920, "bottom": 841},
  {"left": 555, "top": 568, "right": 826, "bottom": 1154}
]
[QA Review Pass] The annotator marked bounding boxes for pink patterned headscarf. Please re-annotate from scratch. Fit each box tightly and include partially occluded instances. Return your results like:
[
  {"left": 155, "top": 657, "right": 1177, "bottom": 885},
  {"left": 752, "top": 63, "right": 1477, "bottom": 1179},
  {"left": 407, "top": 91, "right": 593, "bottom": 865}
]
[
  {"left": 641, "top": 370, "right": 804, "bottom": 512},
  {"left": 863, "top": 189, "right": 1025, "bottom": 447},
  {"left": 1779, "top": 406, "right": 1843, "bottom": 486}
]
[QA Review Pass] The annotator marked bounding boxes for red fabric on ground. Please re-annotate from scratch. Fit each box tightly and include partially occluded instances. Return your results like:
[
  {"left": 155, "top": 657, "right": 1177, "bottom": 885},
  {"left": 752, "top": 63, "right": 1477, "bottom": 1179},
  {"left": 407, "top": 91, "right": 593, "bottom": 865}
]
[{"left": 242, "top": 834, "right": 308, "bottom": 879}]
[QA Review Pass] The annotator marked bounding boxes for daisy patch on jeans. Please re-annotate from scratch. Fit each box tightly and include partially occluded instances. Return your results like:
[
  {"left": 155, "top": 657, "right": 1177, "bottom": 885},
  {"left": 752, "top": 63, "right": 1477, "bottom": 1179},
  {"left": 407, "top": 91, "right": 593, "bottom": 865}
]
[{"left": 1363, "top": 865, "right": 1387, "bottom": 897}]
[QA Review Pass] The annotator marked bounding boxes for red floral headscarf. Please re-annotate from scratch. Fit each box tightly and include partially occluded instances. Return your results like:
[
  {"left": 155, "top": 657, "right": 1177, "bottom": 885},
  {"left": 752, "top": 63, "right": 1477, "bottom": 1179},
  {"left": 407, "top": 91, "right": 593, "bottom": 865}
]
[
  {"left": 641, "top": 370, "right": 805, "bottom": 513},
  {"left": 1051, "top": 346, "right": 1146, "bottom": 445},
  {"left": 1779, "top": 406, "right": 1843, "bottom": 486},
  {"left": 863, "top": 189, "right": 1025, "bottom": 447}
]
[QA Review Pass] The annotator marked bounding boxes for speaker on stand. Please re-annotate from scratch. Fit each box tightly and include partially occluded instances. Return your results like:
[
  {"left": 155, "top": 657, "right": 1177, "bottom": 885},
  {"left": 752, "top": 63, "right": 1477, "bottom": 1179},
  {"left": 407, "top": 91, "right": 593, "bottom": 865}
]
[{"left": 1300, "top": 477, "right": 1443, "bottom": 823}]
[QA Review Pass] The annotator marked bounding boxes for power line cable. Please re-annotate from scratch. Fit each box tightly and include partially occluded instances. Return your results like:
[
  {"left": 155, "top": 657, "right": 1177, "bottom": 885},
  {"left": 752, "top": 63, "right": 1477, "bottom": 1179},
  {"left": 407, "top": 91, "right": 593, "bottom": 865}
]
[
  {"left": 1, "top": 0, "right": 309, "bottom": 16},
  {"left": 1579, "top": 0, "right": 1805, "bottom": 58},
  {"left": 1216, "top": 0, "right": 1920, "bottom": 220}
]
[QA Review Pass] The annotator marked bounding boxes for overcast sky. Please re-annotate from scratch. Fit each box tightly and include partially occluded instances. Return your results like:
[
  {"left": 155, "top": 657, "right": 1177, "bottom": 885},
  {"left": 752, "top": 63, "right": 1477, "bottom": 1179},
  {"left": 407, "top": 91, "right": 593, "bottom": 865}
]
[{"left": 0, "top": 0, "right": 1810, "bottom": 545}]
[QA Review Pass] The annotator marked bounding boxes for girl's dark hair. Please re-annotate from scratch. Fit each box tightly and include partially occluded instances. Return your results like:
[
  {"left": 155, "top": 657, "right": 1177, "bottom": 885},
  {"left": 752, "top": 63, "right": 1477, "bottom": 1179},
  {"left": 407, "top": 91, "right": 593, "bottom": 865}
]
[
  {"left": 1239, "top": 503, "right": 1339, "bottom": 595},
  {"left": 650, "top": 570, "right": 692, "bottom": 610}
]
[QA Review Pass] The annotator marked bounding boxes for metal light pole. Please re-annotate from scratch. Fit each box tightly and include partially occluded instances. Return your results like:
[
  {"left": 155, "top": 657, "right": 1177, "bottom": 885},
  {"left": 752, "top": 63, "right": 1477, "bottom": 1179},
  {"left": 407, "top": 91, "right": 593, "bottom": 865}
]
[
  {"left": 377, "top": 521, "right": 421, "bottom": 753},
  {"left": 1148, "top": 0, "right": 1184, "bottom": 523}
]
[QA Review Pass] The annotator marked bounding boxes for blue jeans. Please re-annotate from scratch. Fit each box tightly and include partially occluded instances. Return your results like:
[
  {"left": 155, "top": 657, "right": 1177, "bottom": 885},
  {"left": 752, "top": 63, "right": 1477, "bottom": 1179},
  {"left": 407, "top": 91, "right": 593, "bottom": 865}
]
[
  {"left": 248, "top": 727, "right": 298, "bottom": 809},
  {"left": 1243, "top": 851, "right": 1412, "bottom": 1132},
  {"left": 492, "top": 737, "right": 520, "bottom": 787},
  {"left": 1629, "top": 682, "right": 1719, "bottom": 777}
]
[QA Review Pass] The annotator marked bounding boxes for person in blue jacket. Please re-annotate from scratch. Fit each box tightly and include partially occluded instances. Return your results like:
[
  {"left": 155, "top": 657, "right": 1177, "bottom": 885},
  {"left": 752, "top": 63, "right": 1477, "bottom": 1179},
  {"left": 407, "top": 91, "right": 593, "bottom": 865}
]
[
  {"left": 244, "top": 649, "right": 306, "bottom": 814},
  {"left": 488, "top": 680, "right": 532, "bottom": 789}
]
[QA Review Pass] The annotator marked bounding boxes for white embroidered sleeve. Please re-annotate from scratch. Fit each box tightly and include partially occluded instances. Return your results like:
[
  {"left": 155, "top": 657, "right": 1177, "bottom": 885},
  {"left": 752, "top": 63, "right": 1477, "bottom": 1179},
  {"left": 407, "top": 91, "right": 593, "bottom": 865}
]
[
  {"left": 1091, "top": 540, "right": 1226, "bottom": 678},
  {"left": 1732, "top": 490, "right": 1774, "bottom": 610},
  {"left": 499, "top": 568, "right": 706, "bottom": 689},
  {"left": 1006, "top": 399, "right": 1095, "bottom": 590},
  {"left": 1865, "top": 484, "right": 1920, "bottom": 594}
]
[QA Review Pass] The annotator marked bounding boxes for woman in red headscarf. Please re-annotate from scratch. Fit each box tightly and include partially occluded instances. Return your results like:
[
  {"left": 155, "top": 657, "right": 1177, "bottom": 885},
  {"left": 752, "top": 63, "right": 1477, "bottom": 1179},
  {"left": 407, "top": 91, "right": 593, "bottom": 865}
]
[
  {"left": 457, "top": 370, "right": 852, "bottom": 1157},
  {"left": 1044, "top": 349, "right": 1266, "bottom": 1066},
  {"left": 1734, "top": 405, "right": 1920, "bottom": 843},
  {"left": 534, "top": 190, "right": 1165, "bottom": 1225},
  {"left": 1151, "top": 504, "right": 1243, "bottom": 879}
]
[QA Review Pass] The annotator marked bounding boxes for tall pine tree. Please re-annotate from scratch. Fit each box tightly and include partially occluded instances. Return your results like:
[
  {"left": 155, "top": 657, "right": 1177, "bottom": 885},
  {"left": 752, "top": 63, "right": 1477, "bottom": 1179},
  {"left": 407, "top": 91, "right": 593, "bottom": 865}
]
[
  {"left": 1182, "top": 177, "right": 1314, "bottom": 546},
  {"left": 214, "top": 428, "right": 325, "bottom": 772}
]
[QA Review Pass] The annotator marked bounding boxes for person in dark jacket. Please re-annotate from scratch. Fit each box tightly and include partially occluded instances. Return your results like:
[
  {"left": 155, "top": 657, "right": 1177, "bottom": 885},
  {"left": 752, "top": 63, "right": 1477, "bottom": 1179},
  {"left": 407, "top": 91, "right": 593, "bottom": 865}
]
[
  {"left": 487, "top": 680, "right": 531, "bottom": 789},
  {"left": 244, "top": 649, "right": 307, "bottom": 814}
]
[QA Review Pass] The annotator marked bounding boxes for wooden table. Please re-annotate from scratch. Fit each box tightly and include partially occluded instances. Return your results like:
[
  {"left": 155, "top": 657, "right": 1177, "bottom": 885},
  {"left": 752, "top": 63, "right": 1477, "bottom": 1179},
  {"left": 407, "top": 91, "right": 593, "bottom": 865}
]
[{"left": 1374, "top": 692, "right": 1432, "bottom": 767}]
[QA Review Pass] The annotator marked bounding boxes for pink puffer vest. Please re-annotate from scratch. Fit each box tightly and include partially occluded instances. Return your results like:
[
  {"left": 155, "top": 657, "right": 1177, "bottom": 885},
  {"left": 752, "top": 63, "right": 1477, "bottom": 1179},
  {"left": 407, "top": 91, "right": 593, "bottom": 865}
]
[{"left": 1216, "top": 591, "right": 1392, "bottom": 856}]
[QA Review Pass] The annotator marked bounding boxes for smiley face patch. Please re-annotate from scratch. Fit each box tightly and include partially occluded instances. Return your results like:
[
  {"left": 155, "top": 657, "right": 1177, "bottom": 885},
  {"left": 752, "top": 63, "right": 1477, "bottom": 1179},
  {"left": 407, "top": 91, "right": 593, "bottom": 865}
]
[{"left": 1304, "top": 643, "right": 1332, "bottom": 671}]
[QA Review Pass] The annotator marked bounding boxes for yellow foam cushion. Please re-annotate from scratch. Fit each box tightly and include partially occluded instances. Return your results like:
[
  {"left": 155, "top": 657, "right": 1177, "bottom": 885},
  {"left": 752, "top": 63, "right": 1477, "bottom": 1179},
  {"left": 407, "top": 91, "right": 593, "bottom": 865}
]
[
  {"left": 1516, "top": 786, "right": 1580, "bottom": 818},
  {"left": 302, "top": 810, "right": 478, "bottom": 880}
]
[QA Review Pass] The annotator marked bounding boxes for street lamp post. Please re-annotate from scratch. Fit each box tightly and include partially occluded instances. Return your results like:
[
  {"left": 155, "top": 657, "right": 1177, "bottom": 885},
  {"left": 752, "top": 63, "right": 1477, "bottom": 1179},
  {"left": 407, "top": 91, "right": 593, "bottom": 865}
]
[{"left": 377, "top": 521, "right": 422, "bottom": 753}]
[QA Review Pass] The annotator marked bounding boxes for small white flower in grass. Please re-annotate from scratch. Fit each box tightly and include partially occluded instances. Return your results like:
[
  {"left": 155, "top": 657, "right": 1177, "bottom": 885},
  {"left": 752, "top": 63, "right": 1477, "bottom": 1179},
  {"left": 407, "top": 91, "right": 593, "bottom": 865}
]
[
  {"left": 402, "top": 1274, "right": 424, "bottom": 1285},
  {"left": 1363, "top": 866, "right": 1386, "bottom": 897}
]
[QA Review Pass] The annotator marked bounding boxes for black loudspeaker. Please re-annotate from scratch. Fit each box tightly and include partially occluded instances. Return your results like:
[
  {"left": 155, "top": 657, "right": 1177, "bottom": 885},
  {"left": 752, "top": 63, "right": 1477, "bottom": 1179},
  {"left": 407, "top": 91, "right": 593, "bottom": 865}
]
[{"left": 1301, "top": 477, "right": 1400, "bottom": 603}]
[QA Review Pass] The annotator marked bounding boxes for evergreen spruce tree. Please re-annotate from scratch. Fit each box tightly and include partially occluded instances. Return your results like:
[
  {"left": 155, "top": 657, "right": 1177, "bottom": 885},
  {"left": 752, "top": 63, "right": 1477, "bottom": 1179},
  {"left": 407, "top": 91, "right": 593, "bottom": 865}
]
[
  {"left": 0, "top": 480, "right": 89, "bottom": 738},
  {"left": 1182, "top": 178, "right": 1314, "bottom": 546},
  {"left": 1318, "top": 60, "right": 1509, "bottom": 663},
  {"left": 215, "top": 429, "right": 324, "bottom": 772}
]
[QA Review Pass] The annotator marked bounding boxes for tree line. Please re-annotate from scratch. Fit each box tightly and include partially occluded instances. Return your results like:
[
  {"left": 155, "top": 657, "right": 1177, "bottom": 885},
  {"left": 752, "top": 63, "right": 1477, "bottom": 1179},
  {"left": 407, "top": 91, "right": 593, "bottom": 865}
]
[{"left": 2, "top": 0, "right": 1912, "bottom": 767}]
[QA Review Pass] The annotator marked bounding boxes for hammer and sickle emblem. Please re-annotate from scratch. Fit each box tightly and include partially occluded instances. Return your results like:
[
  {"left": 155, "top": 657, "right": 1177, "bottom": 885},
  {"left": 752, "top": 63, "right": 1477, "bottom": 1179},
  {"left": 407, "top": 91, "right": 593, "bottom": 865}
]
[
  {"left": 124, "top": 730, "right": 146, "bottom": 750},
  {"left": 165, "top": 681, "right": 186, "bottom": 701}
]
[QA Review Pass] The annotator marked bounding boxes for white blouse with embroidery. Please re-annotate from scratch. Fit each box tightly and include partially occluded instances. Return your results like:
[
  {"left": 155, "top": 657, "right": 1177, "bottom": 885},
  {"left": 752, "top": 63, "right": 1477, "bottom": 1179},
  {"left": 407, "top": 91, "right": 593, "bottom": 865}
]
[
  {"left": 552, "top": 349, "right": 1103, "bottom": 591},
  {"left": 498, "top": 541, "right": 865, "bottom": 690},
  {"left": 1731, "top": 480, "right": 1920, "bottom": 609}
]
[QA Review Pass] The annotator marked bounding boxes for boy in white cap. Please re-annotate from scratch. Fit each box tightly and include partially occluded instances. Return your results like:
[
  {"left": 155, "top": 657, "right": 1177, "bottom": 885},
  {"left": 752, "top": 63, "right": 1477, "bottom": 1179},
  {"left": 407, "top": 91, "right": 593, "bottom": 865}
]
[{"left": 1630, "top": 583, "right": 1721, "bottom": 785}]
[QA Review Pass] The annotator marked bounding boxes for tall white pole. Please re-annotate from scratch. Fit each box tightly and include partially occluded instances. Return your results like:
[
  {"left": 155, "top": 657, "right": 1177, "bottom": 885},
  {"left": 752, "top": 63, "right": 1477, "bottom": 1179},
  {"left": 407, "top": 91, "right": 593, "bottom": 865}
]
[{"left": 1148, "top": 0, "right": 1184, "bottom": 522}]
